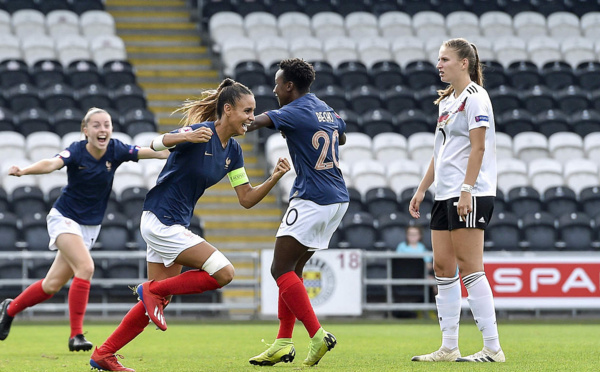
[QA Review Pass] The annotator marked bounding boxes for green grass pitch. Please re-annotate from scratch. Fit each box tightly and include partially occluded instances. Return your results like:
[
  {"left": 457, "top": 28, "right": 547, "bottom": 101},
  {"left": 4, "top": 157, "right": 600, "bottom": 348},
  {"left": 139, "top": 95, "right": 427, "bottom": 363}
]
[{"left": 0, "top": 320, "right": 597, "bottom": 371}]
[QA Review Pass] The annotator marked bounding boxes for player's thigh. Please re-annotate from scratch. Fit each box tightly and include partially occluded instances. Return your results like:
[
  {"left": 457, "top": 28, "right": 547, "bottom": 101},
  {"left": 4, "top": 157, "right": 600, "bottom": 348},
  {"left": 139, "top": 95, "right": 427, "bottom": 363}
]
[
  {"left": 431, "top": 230, "right": 457, "bottom": 277},
  {"left": 147, "top": 262, "right": 182, "bottom": 281},
  {"left": 42, "top": 252, "right": 75, "bottom": 293},
  {"left": 450, "top": 228, "right": 484, "bottom": 276},
  {"left": 55, "top": 233, "right": 94, "bottom": 278}
]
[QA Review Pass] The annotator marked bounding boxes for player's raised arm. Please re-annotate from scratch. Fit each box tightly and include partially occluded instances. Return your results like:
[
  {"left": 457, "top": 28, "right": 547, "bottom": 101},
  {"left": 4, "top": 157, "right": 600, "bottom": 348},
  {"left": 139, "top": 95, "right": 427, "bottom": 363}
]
[
  {"left": 246, "top": 112, "right": 274, "bottom": 132},
  {"left": 233, "top": 157, "right": 291, "bottom": 209},
  {"left": 8, "top": 157, "right": 64, "bottom": 177}
]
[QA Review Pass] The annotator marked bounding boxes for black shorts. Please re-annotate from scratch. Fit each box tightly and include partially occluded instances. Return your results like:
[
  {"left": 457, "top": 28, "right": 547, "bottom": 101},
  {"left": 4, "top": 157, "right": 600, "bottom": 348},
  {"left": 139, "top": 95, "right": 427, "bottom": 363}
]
[{"left": 430, "top": 196, "right": 495, "bottom": 231}]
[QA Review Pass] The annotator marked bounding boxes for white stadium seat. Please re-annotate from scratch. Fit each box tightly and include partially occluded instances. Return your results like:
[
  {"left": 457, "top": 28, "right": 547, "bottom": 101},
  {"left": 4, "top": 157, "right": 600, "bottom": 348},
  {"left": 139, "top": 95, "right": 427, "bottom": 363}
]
[
  {"left": 339, "top": 132, "right": 373, "bottom": 163},
  {"left": 513, "top": 11, "right": 547, "bottom": 40},
  {"left": 132, "top": 131, "right": 160, "bottom": 147},
  {"left": 356, "top": 37, "right": 391, "bottom": 69},
  {"left": 547, "top": 12, "right": 581, "bottom": 40},
  {"left": 412, "top": 11, "right": 446, "bottom": 39},
  {"left": 581, "top": 11, "right": 600, "bottom": 39},
  {"left": 61, "top": 131, "right": 85, "bottom": 149},
  {"left": 379, "top": 11, "right": 412, "bottom": 40},
  {"left": 372, "top": 132, "right": 407, "bottom": 162},
  {"left": 527, "top": 36, "right": 562, "bottom": 68},
  {"left": 220, "top": 37, "right": 255, "bottom": 76},
  {"left": 563, "top": 158, "right": 599, "bottom": 194},
  {"left": 56, "top": 34, "right": 91, "bottom": 67},
  {"left": 46, "top": 10, "right": 80, "bottom": 38},
  {"left": 12, "top": 9, "right": 46, "bottom": 38},
  {"left": 89, "top": 34, "right": 127, "bottom": 67},
  {"left": 513, "top": 131, "right": 549, "bottom": 163},
  {"left": 495, "top": 131, "right": 514, "bottom": 159},
  {"left": 289, "top": 37, "right": 324, "bottom": 62},
  {"left": 79, "top": 10, "right": 115, "bottom": 39},
  {"left": 391, "top": 36, "right": 426, "bottom": 68},
  {"left": 407, "top": 132, "right": 434, "bottom": 166},
  {"left": 350, "top": 160, "right": 387, "bottom": 195},
  {"left": 278, "top": 12, "right": 312, "bottom": 40},
  {"left": 244, "top": 12, "right": 278, "bottom": 40},
  {"left": 479, "top": 11, "right": 513, "bottom": 39},
  {"left": 386, "top": 159, "right": 422, "bottom": 195},
  {"left": 560, "top": 37, "right": 596, "bottom": 68},
  {"left": 0, "top": 131, "right": 26, "bottom": 160},
  {"left": 497, "top": 158, "right": 529, "bottom": 193},
  {"left": 208, "top": 12, "right": 244, "bottom": 52},
  {"left": 0, "top": 34, "right": 22, "bottom": 62},
  {"left": 493, "top": 36, "right": 528, "bottom": 67},
  {"left": 345, "top": 11, "right": 379, "bottom": 40},
  {"left": 528, "top": 158, "right": 564, "bottom": 194},
  {"left": 311, "top": 12, "right": 346, "bottom": 40},
  {"left": 26, "top": 131, "right": 61, "bottom": 162},
  {"left": 584, "top": 132, "right": 600, "bottom": 166},
  {"left": 446, "top": 11, "right": 480, "bottom": 38},
  {"left": 21, "top": 35, "right": 56, "bottom": 66},
  {"left": 0, "top": 9, "right": 10, "bottom": 35},
  {"left": 254, "top": 36, "right": 289, "bottom": 70},
  {"left": 323, "top": 36, "right": 357, "bottom": 68},
  {"left": 548, "top": 132, "right": 584, "bottom": 164}
]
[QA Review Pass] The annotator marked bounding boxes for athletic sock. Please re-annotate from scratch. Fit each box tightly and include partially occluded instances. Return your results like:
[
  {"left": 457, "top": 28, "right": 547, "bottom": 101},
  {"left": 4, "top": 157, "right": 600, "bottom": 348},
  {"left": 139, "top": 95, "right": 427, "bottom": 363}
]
[
  {"left": 7, "top": 279, "right": 53, "bottom": 317},
  {"left": 435, "top": 275, "right": 461, "bottom": 350},
  {"left": 148, "top": 269, "right": 221, "bottom": 297},
  {"left": 277, "top": 271, "right": 320, "bottom": 338},
  {"left": 276, "top": 277, "right": 301, "bottom": 339},
  {"left": 463, "top": 272, "right": 501, "bottom": 352},
  {"left": 68, "top": 277, "right": 91, "bottom": 338},
  {"left": 98, "top": 302, "right": 149, "bottom": 355}
]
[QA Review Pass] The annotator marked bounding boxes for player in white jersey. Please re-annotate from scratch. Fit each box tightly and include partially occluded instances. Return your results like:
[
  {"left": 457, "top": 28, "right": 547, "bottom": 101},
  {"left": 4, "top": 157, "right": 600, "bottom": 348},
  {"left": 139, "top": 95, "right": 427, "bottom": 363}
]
[{"left": 409, "top": 38, "right": 505, "bottom": 363}]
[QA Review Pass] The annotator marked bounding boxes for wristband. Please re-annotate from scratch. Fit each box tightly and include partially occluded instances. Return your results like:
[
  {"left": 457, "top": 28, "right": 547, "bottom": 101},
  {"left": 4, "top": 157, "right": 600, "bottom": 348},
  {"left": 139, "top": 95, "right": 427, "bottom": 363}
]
[
  {"left": 461, "top": 184, "right": 473, "bottom": 193},
  {"left": 151, "top": 134, "right": 175, "bottom": 151}
]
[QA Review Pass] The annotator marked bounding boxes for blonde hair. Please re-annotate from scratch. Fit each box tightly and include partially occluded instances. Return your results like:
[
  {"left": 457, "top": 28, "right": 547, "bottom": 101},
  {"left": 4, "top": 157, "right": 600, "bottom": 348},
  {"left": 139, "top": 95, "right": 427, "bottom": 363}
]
[
  {"left": 435, "top": 38, "right": 484, "bottom": 105},
  {"left": 81, "top": 107, "right": 111, "bottom": 138},
  {"left": 174, "top": 78, "right": 253, "bottom": 126}
]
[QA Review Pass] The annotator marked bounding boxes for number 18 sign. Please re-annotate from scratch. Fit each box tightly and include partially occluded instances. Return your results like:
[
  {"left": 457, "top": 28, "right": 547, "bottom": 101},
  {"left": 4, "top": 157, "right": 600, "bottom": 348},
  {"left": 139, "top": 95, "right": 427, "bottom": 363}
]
[{"left": 260, "top": 249, "right": 363, "bottom": 316}]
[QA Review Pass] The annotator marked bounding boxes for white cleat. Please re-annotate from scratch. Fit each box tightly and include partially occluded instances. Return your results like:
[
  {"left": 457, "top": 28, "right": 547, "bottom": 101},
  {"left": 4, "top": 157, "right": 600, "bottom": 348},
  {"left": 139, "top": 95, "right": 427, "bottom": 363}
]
[
  {"left": 456, "top": 347, "right": 505, "bottom": 362},
  {"left": 411, "top": 346, "right": 461, "bottom": 362}
]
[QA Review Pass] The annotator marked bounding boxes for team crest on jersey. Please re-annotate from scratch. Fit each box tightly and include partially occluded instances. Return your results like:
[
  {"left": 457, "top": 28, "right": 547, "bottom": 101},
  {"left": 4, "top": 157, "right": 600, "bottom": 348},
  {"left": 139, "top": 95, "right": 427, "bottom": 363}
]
[
  {"left": 105, "top": 161, "right": 112, "bottom": 171},
  {"left": 224, "top": 157, "right": 231, "bottom": 169},
  {"left": 303, "top": 257, "right": 335, "bottom": 306}
]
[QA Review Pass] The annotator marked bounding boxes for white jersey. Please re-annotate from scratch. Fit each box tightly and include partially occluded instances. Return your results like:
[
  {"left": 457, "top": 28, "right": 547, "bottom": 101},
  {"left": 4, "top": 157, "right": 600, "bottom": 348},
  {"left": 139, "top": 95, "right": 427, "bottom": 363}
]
[{"left": 432, "top": 82, "right": 497, "bottom": 200}]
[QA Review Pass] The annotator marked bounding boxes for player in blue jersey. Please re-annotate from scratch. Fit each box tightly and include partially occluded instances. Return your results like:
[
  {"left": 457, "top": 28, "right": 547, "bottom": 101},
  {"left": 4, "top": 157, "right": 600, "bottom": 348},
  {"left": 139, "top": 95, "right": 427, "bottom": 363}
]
[
  {"left": 246, "top": 58, "right": 349, "bottom": 367},
  {"left": 90, "top": 78, "right": 290, "bottom": 372},
  {"left": 0, "top": 108, "right": 168, "bottom": 352}
]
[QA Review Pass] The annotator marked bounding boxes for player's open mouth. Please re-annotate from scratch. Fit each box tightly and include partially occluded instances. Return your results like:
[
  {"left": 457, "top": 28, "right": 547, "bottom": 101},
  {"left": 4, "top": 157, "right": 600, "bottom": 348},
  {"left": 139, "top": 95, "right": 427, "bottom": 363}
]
[
  {"left": 98, "top": 135, "right": 107, "bottom": 144},
  {"left": 242, "top": 123, "right": 250, "bottom": 131}
]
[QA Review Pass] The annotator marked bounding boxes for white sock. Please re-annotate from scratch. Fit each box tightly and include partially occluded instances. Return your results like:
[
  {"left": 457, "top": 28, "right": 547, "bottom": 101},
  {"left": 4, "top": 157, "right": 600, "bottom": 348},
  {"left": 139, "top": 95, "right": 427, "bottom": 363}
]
[
  {"left": 435, "top": 275, "right": 461, "bottom": 350},
  {"left": 464, "top": 272, "right": 501, "bottom": 352}
]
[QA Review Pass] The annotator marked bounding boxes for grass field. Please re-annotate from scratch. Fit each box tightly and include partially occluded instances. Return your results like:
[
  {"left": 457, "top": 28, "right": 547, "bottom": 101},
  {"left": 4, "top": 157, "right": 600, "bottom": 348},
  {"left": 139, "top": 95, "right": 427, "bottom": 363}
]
[{"left": 0, "top": 320, "right": 597, "bottom": 371}]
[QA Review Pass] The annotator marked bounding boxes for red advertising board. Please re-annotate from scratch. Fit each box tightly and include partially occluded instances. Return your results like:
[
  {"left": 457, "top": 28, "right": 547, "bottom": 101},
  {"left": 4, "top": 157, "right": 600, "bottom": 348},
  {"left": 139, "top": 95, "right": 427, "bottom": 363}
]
[{"left": 461, "top": 255, "right": 600, "bottom": 309}]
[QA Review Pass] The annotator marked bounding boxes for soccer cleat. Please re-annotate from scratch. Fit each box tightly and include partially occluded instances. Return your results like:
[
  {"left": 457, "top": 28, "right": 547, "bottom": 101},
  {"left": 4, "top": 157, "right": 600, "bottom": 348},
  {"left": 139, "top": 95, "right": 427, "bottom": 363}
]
[
  {"left": 69, "top": 333, "right": 93, "bottom": 352},
  {"left": 0, "top": 298, "right": 14, "bottom": 341},
  {"left": 456, "top": 347, "right": 505, "bottom": 362},
  {"left": 411, "top": 346, "right": 461, "bottom": 362},
  {"left": 248, "top": 338, "right": 295, "bottom": 366},
  {"left": 90, "top": 347, "right": 135, "bottom": 371},
  {"left": 134, "top": 281, "right": 167, "bottom": 331},
  {"left": 302, "top": 328, "right": 337, "bottom": 367}
]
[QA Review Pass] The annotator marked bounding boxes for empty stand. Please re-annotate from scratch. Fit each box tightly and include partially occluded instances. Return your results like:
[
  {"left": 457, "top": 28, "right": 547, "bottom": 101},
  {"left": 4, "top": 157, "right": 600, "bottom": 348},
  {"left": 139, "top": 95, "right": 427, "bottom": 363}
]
[
  {"left": 485, "top": 211, "right": 520, "bottom": 251},
  {"left": 543, "top": 186, "right": 579, "bottom": 217},
  {"left": 558, "top": 212, "right": 593, "bottom": 250},
  {"left": 341, "top": 211, "right": 377, "bottom": 249},
  {"left": 521, "top": 211, "right": 557, "bottom": 250}
]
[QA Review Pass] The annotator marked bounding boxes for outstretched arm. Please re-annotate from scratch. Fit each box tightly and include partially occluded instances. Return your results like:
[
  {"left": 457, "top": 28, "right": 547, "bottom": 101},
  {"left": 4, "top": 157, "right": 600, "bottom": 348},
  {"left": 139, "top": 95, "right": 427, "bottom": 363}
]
[
  {"left": 233, "top": 157, "right": 291, "bottom": 209},
  {"left": 150, "top": 126, "right": 214, "bottom": 150},
  {"left": 8, "top": 157, "right": 64, "bottom": 177},
  {"left": 137, "top": 147, "right": 170, "bottom": 159},
  {"left": 246, "top": 113, "right": 274, "bottom": 133}
]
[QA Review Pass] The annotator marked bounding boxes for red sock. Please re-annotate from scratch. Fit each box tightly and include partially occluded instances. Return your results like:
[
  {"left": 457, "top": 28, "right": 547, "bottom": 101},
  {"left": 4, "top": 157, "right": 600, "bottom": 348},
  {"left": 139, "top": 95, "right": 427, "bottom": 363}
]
[
  {"left": 7, "top": 279, "right": 53, "bottom": 317},
  {"left": 68, "top": 277, "right": 90, "bottom": 338},
  {"left": 277, "top": 272, "right": 320, "bottom": 338},
  {"left": 276, "top": 277, "right": 301, "bottom": 339},
  {"left": 148, "top": 270, "right": 220, "bottom": 297},
  {"left": 99, "top": 302, "right": 149, "bottom": 355}
]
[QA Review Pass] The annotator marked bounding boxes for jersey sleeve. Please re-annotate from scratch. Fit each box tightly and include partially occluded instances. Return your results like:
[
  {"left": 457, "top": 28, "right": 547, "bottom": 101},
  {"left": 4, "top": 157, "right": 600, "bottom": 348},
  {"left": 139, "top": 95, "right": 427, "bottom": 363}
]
[
  {"left": 465, "top": 94, "right": 491, "bottom": 130},
  {"left": 113, "top": 139, "right": 140, "bottom": 162},
  {"left": 227, "top": 143, "right": 247, "bottom": 187},
  {"left": 335, "top": 112, "right": 347, "bottom": 135},
  {"left": 265, "top": 107, "right": 295, "bottom": 131},
  {"left": 56, "top": 141, "right": 79, "bottom": 167},
  {"left": 168, "top": 123, "right": 205, "bottom": 152}
]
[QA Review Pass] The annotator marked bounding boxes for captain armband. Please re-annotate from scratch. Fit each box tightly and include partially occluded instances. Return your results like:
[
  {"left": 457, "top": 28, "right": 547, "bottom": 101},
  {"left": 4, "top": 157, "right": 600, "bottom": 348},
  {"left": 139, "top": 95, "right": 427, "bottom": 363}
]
[
  {"left": 228, "top": 167, "right": 249, "bottom": 187},
  {"left": 151, "top": 134, "right": 175, "bottom": 151}
]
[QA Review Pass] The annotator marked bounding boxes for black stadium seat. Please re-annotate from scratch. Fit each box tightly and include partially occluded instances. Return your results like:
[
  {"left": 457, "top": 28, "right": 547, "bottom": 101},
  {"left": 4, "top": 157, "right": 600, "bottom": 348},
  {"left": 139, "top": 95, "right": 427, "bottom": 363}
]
[
  {"left": 310, "top": 61, "right": 337, "bottom": 90},
  {"left": 0, "top": 59, "right": 30, "bottom": 88},
  {"left": 404, "top": 61, "right": 439, "bottom": 90},
  {"left": 558, "top": 212, "right": 593, "bottom": 251},
  {"left": 507, "top": 61, "right": 542, "bottom": 89},
  {"left": 121, "top": 108, "right": 157, "bottom": 137},
  {"left": 336, "top": 108, "right": 360, "bottom": 133},
  {"left": 497, "top": 108, "right": 535, "bottom": 136},
  {"left": 11, "top": 185, "right": 46, "bottom": 216},
  {"left": 360, "top": 108, "right": 395, "bottom": 137},
  {"left": 555, "top": 85, "right": 590, "bottom": 114},
  {"left": 51, "top": 107, "right": 85, "bottom": 136},
  {"left": 5, "top": 83, "right": 41, "bottom": 113},
  {"left": 395, "top": 108, "right": 431, "bottom": 138},
  {"left": 489, "top": 85, "right": 520, "bottom": 113},
  {"left": 543, "top": 186, "right": 579, "bottom": 217},
  {"left": 0, "top": 107, "right": 16, "bottom": 132},
  {"left": 533, "top": 109, "right": 570, "bottom": 137},
  {"left": 481, "top": 60, "right": 507, "bottom": 89},
  {"left": 347, "top": 187, "right": 364, "bottom": 214},
  {"left": 120, "top": 186, "right": 148, "bottom": 219},
  {"left": 252, "top": 84, "right": 279, "bottom": 114},
  {"left": 336, "top": 61, "right": 371, "bottom": 90},
  {"left": 370, "top": 61, "right": 403, "bottom": 90},
  {"left": 506, "top": 186, "right": 542, "bottom": 217},
  {"left": 349, "top": 85, "right": 382, "bottom": 114},
  {"left": 97, "top": 212, "right": 129, "bottom": 250},
  {"left": 111, "top": 83, "right": 146, "bottom": 113},
  {"left": 76, "top": 83, "right": 111, "bottom": 111},
  {"left": 0, "top": 212, "right": 19, "bottom": 251},
  {"left": 303, "top": 0, "right": 335, "bottom": 16},
  {"left": 383, "top": 85, "right": 417, "bottom": 115},
  {"left": 485, "top": 211, "right": 520, "bottom": 251},
  {"left": 41, "top": 83, "right": 77, "bottom": 113},
  {"left": 270, "top": 0, "right": 303, "bottom": 15},
  {"left": 21, "top": 212, "right": 50, "bottom": 251},
  {"left": 234, "top": 61, "right": 267, "bottom": 89},
  {"left": 66, "top": 60, "right": 101, "bottom": 88},
  {"left": 542, "top": 61, "right": 576, "bottom": 90},
  {"left": 521, "top": 85, "right": 555, "bottom": 114},
  {"left": 521, "top": 211, "right": 557, "bottom": 251},
  {"left": 569, "top": 108, "right": 600, "bottom": 137},
  {"left": 575, "top": 62, "right": 600, "bottom": 91},
  {"left": 377, "top": 212, "right": 410, "bottom": 250},
  {"left": 364, "top": 186, "right": 399, "bottom": 219},
  {"left": 102, "top": 60, "right": 137, "bottom": 89},
  {"left": 579, "top": 186, "right": 600, "bottom": 218},
  {"left": 15, "top": 107, "right": 52, "bottom": 136},
  {"left": 341, "top": 211, "right": 378, "bottom": 249},
  {"left": 314, "top": 85, "right": 347, "bottom": 112}
]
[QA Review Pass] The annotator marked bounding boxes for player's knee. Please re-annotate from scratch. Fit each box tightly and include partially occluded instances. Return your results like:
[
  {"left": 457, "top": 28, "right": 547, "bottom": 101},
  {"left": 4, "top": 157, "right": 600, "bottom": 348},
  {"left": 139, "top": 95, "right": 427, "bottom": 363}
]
[
  {"left": 213, "top": 264, "right": 235, "bottom": 287},
  {"left": 74, "top": 262, "right": 95, "bottom": 280},
  {"left": 42, "top": 278, "right": 65, "bottom": 294}
]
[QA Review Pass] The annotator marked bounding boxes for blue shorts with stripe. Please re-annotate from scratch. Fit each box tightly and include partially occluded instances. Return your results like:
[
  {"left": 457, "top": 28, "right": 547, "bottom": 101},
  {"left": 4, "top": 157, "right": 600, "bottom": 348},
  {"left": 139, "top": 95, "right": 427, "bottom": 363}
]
[{"left": 430, "top": 196, "right": 495, "bottom": 231}]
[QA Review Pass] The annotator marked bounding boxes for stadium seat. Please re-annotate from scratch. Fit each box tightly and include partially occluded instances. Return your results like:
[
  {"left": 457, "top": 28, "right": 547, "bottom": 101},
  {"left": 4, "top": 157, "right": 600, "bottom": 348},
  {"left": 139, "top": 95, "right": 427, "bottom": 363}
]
[
  {"left": 303, "top": 0, "right": 336, "bottom": 16},
  {"left": 11, "top": 185, "right": 46, "bottom": 216},
  {"left": 288, "top": 37, "right": 324, "bottom": 63},
  {"left": 383, "top": 86, "right": 417, "bottom": 116},
  {"left": 46, "top": 9, "right": 79, "bottom": 37},
  {"left": 0, "top": 34, "right": 22, "bottom": 63},
  {"left": 0, "top": 9, "right": 10, "bottom": 35},
  {"left": 541, "top": 61, "right": 576, "bottom": 90},
  {"left": 527, "top": 37, "right": 562, "bottom": 69},
  {"left": 337, "top": 108, "right": 360, "bottom": 133},
  {"left": 364, "top": 186, "right": 399, "bottom": 219},
  {"left": 480, "top": 60, "right": 507, "bottom": 89},
  {"left": 50, "top": 107, "right": 82, "bottom": 137},
  {"left": 563, "top": 158, "right": 599, "bottom": 194},
  {"left": 22, "top": 35, "right": 57, "bottom": 67},
  {"left": 12, "top": 9, "right": 45, "bottom": 38},
  {"left": 31, "top": 59, "right": 65, "bottom": 88},
  {"left": 337, "top": 61, "right": 371, "bottom": 90},
  {"left": 563, "top": 36, "right": 596, "bottom": 68},
  {"left": 350, "top": 160, "right": 387, "bottom": 195},
  {"left": 311, "top": 11, "right": 345, "bottom": 40},
  {"left": 101, "top": 60, "right": 137, "bottom": 88},
  {"left": 0, "top": 59, "right": 30, "bottom": 88},
  {"left": 0, "top": 131, "right": 26, "bottom": 159},
  {"left": 513, "top": 11, "right": 547, "bottom": 41},
  {"left": 16, "top": 107, "right": 52, "bottom": 136},
  {"left": 313, "top": 85, "right": 347, "bottom": 111},
  {"left": 277, "top": 12, "right": 311, "bottom": 40},
  {"left": 533, "top": 109, "right": 570, "bottom": 137},
  {"left": 506, "top": 61, "right": 542, "bottom": 89},
  {"left": 534, "top": 0, "right": 569, "bottom": 16},
  {"left": 5, "top": 83, "right": 41, "bottom": 113},
  {"left": 97, "top": 212, "right": 129, "bottom": 250},
  {"left": 75, "top": 83, "right": 111, "bottom": 112},
  {"left": 548, "top": 132, "right": 584, "bottom": 164},
  {"left": 90, "top": 34, "right": 127, "bottom": 67},
  {"left": 377, "top": 212, "right": 411, "bottom": 250},
  {"left": 113, "top": 161, "right": 145, "bottom": 195},
  {"left": 378, "top": 11, "right": 412, "bottom": 40},
  {"left": 360, "top": 109, "right": 395, "bottom": 137},
  {"left": 345, "top": 11, "right": 379, "bottom": 40},
  {"left": 1, "top": 157, "right": 36, "bottom": 194},
  {"left": 349, "top": 85, "right": 381, "bottom": 115},
  {"left": 370, "top": 60, "right": 403, "bottom": 90},
  {"left": 521, "top": 85, "right": 555, "bottom": 115},
  {"left": 495, "top": 131, "right": 513, "bottom": 159},
  {"left": 0, "top": 211, "right": 19, "bottom": 251},
  {"left": 584, "top": 132, "right": 600, "bottom": 166},
  {"left": 512, "top": 131, "right": 549, "bottom": 163},
  {"left": 341, "top": 211, "right": 378, "bottom": 249},
  {"left": 528, "top": 158, "right": 564, "bottom": 194},
  {"left": 252, "top": 85, "right": 279, "bottom": 114},
  {"left": 575, "top": 61, "right": 600, "bottom": 91},
  {"left": 111, "top": 83, "right": 146, "bottom": 113},
  {"left": 485, "top": 211, "right": 520, "bottom": 251},
  {"left": 372, "top": 132, "right": 407, "bottom": 162},
  {"left": 404, "top": 60, "right": 439, "bottom": 90},
  {"left": 446, "top": 11, "right": 479, "bottom": 38},
  {"left": 323, "top": 37, "right": 358, "bottom": 68},
  {"left": 67, "top": 60, "right": 102, "bottom": 89},
  {"left": 488, "top": 85, "right": 521, "bottom": 113},
  {"left": 494, "top": 188, "right": 507, "bottom": 213},
  {"left": 79, "top": 10, "right": 115, "bottom": 39},
  {"left": 208, "top": 11, "right": 244, "bottom": 52},
  {"left": 407, "top": 132, "right": 434, "bottom": 166},
  {"left": 506, "top": 186, "right": 542, "bottom": 217},
  {"left": 70, "top": 0, "right": 105, "bottom": 15},
  {"left": 543, "top": 186, "right": 579, "bottom": 217},
  {"left": 547, "top": 11, "right": 581, "bottom": 40},
  {"left": 415, "top": 85, "right": 439, "bottom": 115},
  {"left": 581, "top": 11, "right": 600, "bottom": 38},
  {"left": 357, "top": 37, "right": 392, "bottom": 70},
  {"left": 493, "top": 36, "right": 528, "bottom": 67},
  {"left": 424, "top": 36, "right": 447, "bottom": 66},
  {"left": 579, "top": 186, "right": 600, "bottom": 218},
  {"left": 346, "top": 187, "right": 364, "bottom": 215},
  {"left": 336, "top": 0, "right": 370, "bottom": 16},
  {"left": 569, "top": 109, "right": 600, "bottom": 137},
  {"left": 399, "top": 187, "right": 434, "bottom": 218},
  {"left": 21, "top": 211, "right": 50, "bottom": 250},
  {"left": 555, "top": 85, "right": 590, "bottom": 114},
  {"left": 37, "top": 167, "right": 67, "bottom": 196},
  {"left": 0, "top": 187, "right": 8, "bottom": 212},
  {"left": 391, "top": 37, "right": 426, "bottom": 68},
  {"left": 233, "top": 61, "right": 267, "bottom": 89},
  {"left": 310, "top": 61, "right": 336, "bottom": 90},
  {"left": 255, "top": 36, "right": 289, "bottom": 70},
  {"left": 56, "top": 34, "right": 92, "bottom": 67},
  {"left": 412, "top": 11, "right": 445, "bottom": 39},
  {"left": 386, "top": 159, "right": 422, "bottom": 195},
  {"left": 521, "top": 212, "right": 557, "bottom": 251},
  {"left": 119, "top": 186, "right": 148, "bottom": 219},
  {"left": 237, "top": 0, "right": 269, "bottom": 16},
  {"left": 104, "top": 258, "right": 142, "bottom": 278},
  {"left": 25, "top": 131, "right": 61, "bottom": 162},
  {"left": 40, "top": 83, "right": 77, "bottom": 113},
  {"left": 497, "top": 158, "right": 528, "bottom": 193},
  {"left": 558, "top": 212, "right": 593, "bottom": 251}
]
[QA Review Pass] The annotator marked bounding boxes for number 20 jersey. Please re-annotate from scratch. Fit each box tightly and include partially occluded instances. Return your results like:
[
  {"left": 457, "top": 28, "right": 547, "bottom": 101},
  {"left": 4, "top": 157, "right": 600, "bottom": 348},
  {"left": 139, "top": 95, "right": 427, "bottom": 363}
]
[{"left": 266, "top": 93, "right": 349, "bottom": 205}]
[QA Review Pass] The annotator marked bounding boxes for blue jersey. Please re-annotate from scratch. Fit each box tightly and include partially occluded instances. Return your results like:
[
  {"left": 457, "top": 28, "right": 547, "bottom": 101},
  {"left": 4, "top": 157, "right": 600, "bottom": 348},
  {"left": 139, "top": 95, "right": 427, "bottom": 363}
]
[
  {"left": 266, "top": 94, "right": 349, "bottom": 205},
  {"left": 143, "top": 122, "right": 244, "bottom": 226},
  {"left": 54, "top": 139, "right": 139, "bottom": 225}
]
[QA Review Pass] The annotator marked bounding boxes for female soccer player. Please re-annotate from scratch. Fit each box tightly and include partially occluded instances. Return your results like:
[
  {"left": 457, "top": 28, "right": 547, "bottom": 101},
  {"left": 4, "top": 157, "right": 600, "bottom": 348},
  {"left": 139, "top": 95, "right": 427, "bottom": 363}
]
[
  {"left": 0, "top": 107, "right": 168, "bottom": 352},
  {"left": 89, "top": 78, "right": 291, "bottom": 371},
  {"left": 246, "top": 58, "right": 349, "bottom": 368},
  {"left": 409, "top": 38, "right": 504, "bottom": 363}
]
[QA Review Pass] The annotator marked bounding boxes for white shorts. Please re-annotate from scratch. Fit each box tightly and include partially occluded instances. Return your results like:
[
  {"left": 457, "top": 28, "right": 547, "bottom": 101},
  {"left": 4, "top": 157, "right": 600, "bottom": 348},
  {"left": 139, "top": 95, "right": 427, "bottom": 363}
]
[
  {"left": 46, "top": 208, "right": 101, "bottom": 251},
  {"left": 141, "top": 211, "right": 205, "bottom": 267},
  {"left": 276, "top": 199, "right": 348, "bottom": 250}
]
